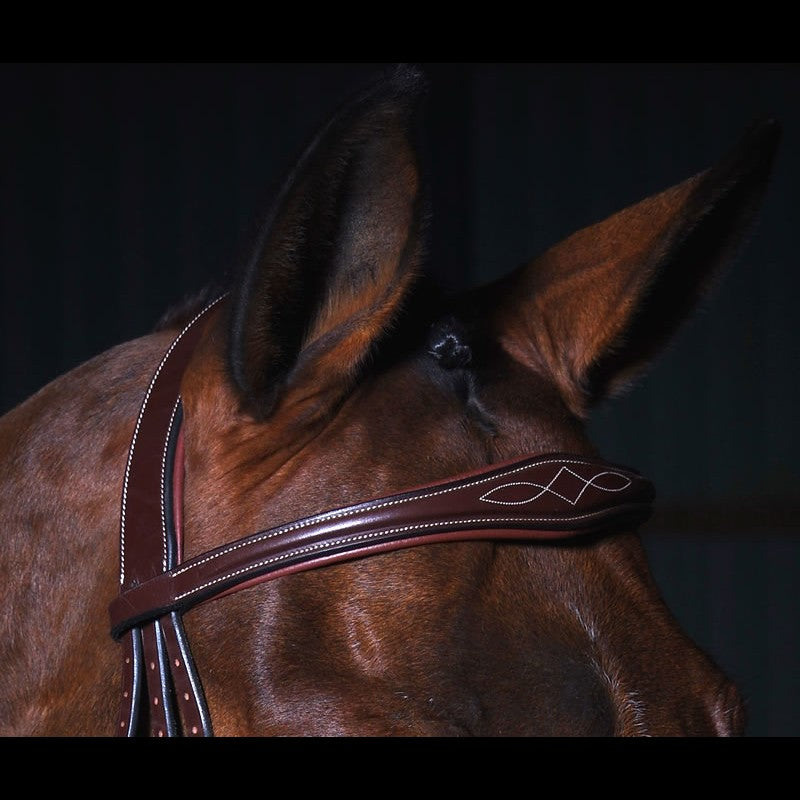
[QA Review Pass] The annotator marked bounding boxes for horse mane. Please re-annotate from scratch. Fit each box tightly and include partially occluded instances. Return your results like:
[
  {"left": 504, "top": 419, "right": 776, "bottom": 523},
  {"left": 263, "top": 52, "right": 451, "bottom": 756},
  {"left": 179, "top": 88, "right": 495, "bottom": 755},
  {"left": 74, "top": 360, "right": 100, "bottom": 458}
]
[{"left": 153, "top": 283, "right": 228, "bottom": 332}]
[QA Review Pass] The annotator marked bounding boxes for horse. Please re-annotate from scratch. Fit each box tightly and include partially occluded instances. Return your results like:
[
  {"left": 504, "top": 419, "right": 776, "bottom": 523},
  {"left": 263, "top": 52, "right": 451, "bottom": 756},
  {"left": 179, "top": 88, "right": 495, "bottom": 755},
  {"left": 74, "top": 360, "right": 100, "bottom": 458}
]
[{"left": 0, "top": 65, "right": 780, "bottom": 736}]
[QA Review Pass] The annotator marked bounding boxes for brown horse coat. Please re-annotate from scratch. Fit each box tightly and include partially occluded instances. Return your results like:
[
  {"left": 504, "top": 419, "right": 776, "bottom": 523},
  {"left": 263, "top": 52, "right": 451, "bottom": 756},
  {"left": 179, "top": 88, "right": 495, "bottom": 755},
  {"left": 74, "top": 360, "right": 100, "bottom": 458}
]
[{"left": 0, "top": 66, "right": 779, "bottom": 735}]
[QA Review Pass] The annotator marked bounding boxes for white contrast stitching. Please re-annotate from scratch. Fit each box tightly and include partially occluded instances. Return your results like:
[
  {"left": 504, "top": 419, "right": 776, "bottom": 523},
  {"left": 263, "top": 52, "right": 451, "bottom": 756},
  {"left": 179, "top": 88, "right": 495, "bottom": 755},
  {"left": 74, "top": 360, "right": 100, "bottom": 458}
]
[
  {"left": 120, "top": 295, "right": 225, "bottom": 585},
  {"left": 173, "top": 508, "right": 613, "bottom": 602},
  {"left": 478, "top": 468, "right": 632, "bottom": 506},
  {"left": 171, "top": 457, "right": 624, "bottom": 578}
]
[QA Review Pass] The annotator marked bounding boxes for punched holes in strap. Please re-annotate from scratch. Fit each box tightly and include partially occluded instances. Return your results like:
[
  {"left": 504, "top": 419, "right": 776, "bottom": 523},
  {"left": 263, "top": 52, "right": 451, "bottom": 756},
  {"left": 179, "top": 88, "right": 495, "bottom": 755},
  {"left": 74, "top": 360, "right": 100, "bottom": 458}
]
[{"left": 115, "top": 298, "right": 223, "bottom": 737}]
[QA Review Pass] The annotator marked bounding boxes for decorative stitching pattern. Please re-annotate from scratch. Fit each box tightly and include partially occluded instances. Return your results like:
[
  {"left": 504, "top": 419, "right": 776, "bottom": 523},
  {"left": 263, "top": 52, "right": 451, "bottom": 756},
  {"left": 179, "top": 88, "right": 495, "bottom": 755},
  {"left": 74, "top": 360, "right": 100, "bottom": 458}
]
[
  {"left": 171, "top": 457, "right": 624, "bottom": 578},
  {"left": 478, "top": 468, "right": 632, "bottom": 506}
]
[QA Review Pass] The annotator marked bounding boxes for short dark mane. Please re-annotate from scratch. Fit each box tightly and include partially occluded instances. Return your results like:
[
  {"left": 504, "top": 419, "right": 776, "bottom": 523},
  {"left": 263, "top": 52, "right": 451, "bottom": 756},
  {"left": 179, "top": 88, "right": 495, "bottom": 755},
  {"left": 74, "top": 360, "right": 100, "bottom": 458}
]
[{"left": 153, "top": 284, "right": 227, "bottom": 332}]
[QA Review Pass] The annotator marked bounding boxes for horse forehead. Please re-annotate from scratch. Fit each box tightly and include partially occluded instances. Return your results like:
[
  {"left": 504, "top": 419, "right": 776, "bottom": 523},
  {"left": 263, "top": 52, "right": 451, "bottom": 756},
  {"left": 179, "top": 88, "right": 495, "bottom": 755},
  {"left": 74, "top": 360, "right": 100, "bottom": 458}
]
[{"left": 350, "top": 353, "right": 575, "bottom": 433}]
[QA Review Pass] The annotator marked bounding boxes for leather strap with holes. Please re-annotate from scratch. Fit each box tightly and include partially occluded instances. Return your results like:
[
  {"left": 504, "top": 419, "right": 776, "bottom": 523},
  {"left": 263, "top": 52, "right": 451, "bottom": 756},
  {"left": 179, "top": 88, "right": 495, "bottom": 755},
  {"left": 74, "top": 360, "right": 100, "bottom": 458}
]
[
  {"left": 112, "top": 295, "right": 655, "bottom": 736},
  {"left": 115, "top": 298, "right": 223, "bottom": 737}
]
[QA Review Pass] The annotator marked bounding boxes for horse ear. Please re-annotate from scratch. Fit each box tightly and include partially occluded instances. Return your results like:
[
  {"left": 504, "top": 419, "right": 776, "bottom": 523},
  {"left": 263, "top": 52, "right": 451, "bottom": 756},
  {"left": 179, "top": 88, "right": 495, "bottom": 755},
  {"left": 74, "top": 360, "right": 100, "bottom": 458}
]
[
  {"left": 489, "top": 118, "right": 781, "bottom": 417},
  {"left": 228, "top": 66, "right": 427, "bottom": 418}
]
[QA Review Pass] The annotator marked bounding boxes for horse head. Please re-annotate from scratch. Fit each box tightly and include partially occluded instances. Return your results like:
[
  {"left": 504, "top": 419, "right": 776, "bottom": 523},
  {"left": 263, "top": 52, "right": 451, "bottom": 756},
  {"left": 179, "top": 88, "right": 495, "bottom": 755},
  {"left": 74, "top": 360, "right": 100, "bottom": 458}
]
[{"left": 0, "top": 66, "right": 779, "bottom": 736}]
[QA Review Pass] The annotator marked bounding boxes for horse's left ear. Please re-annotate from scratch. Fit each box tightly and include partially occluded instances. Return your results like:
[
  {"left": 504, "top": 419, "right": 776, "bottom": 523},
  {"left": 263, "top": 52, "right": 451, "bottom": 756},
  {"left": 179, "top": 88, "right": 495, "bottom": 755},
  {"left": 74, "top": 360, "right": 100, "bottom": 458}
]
[
  {"left": 487, "top": 118, "right": 781, "bottom": 417},
  {"left": 228, "top": 66, "right": 427, "bottom": 419}
]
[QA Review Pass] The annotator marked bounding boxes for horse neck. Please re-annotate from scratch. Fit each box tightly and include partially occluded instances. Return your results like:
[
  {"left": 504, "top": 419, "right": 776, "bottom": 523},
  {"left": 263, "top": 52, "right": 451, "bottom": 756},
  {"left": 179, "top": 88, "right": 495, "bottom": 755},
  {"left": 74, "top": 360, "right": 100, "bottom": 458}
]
[{"left": 0, "top": 331, "right": 177, "bottom": 734}]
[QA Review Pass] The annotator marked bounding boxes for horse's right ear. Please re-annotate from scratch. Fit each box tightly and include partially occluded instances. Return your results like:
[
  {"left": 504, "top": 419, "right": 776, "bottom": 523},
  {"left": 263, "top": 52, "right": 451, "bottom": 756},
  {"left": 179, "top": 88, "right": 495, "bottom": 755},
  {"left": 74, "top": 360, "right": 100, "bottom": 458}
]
[
  {"left": 227, "top": 66, "right": 427, "bottom": 419},
  {"left": 487, "top": 118, "right": 781, "bottom": 418}
]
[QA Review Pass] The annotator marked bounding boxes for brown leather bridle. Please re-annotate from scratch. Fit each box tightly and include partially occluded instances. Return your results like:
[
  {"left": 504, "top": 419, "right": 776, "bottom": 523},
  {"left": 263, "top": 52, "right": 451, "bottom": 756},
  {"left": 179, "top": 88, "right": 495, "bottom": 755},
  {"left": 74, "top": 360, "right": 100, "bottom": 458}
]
[{"left": 109, "top": 297, "right": 655, "bottom": 737}]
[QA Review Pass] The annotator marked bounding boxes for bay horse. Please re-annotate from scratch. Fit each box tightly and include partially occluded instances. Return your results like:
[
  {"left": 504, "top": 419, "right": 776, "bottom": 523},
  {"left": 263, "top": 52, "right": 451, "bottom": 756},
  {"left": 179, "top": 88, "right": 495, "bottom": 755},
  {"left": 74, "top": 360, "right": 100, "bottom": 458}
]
[{"left": 0, "top": 66, "right": 780, "bottom": 736}]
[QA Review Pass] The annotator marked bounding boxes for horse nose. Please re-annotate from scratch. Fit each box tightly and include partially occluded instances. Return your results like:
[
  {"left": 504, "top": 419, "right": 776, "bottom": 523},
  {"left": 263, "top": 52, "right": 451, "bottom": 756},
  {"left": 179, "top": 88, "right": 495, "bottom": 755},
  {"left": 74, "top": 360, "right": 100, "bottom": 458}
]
[{"left": 709, "top": 679, "right": 747, "bottom": 736}]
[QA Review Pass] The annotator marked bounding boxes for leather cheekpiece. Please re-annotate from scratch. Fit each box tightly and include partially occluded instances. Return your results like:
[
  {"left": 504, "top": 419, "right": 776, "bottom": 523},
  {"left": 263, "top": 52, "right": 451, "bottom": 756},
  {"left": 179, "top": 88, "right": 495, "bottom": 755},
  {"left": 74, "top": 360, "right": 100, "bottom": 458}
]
[{"left": 112, "top": 295, "right": 655, "bottom": 736}]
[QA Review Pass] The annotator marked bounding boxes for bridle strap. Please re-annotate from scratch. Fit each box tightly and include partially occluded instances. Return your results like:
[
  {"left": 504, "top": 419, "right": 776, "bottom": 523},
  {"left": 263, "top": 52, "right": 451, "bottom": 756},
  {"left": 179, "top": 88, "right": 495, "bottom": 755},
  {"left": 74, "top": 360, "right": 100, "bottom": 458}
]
[
  {"left": 112, "top": 295, "right": 655, "bottom": 736},
  {"left": 115, "top": 298, "right": 224, "bottom": 737},
  {"left": 110, "top": 453, "right": 653, "bottom": 639}
]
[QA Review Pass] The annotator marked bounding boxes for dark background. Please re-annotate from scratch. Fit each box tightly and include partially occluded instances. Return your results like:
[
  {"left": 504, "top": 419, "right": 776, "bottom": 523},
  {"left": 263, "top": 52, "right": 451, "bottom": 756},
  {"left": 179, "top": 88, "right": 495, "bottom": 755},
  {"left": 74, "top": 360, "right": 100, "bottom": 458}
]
[{"left": 1, "top": 63, "right": 797, "bottom": 736}]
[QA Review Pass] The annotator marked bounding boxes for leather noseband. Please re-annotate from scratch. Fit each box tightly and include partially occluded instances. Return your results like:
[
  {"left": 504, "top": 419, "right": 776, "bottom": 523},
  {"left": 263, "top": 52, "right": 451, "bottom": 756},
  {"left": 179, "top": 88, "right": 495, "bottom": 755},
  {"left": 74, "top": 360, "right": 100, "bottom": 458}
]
[{"left": 109, "top": 297, "right": 655, "bottom": 736}]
